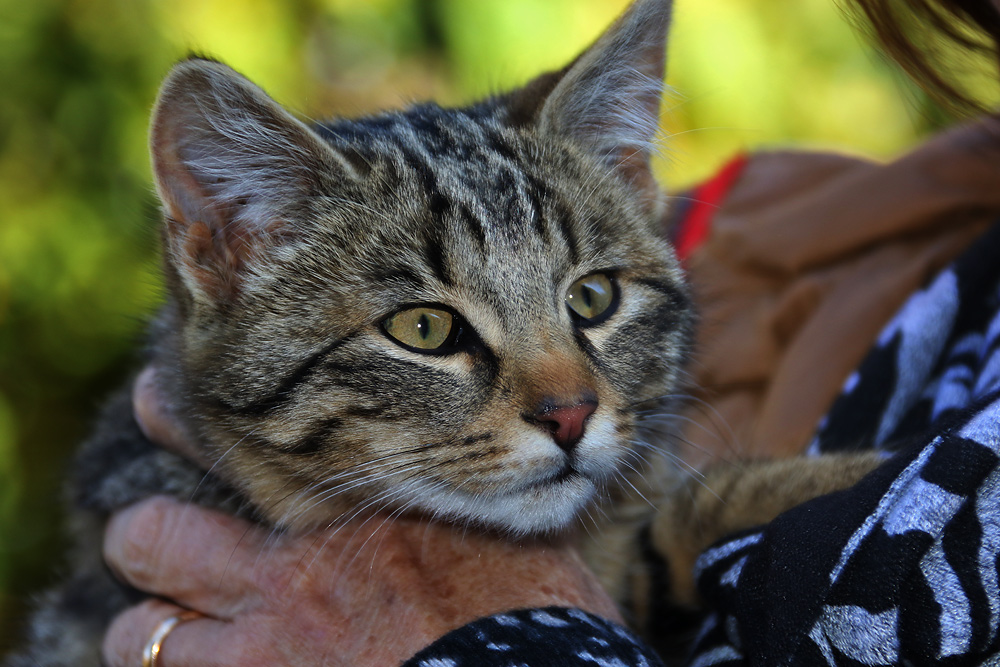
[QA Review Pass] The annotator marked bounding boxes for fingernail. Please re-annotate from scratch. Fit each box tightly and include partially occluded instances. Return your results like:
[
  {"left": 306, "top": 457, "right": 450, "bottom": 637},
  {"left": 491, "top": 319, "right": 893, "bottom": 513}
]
[
  {"left": 104, "top": 504, "right": 140, "bottom": 580},
  {"left": 103, "top": 497, "right": 176, "bottom": 576},
  {"left": 132, "top": 366, "right": 166, "bottom": 441}
]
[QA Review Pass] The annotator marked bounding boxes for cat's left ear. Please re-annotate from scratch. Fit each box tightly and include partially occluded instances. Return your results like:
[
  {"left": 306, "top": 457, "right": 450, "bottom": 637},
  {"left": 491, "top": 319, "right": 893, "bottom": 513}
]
[{"left": 535, "top": 0, "right": 671, "bottom": 207}]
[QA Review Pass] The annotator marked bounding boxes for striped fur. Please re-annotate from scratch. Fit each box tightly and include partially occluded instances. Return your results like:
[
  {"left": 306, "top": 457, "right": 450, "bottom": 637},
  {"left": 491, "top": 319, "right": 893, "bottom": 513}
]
[
  {"left": 147, "top": 0, "right": 688, "bottom": 536},
  {"left": 9, "top": 3, "right": 692, "bottom": 662}
]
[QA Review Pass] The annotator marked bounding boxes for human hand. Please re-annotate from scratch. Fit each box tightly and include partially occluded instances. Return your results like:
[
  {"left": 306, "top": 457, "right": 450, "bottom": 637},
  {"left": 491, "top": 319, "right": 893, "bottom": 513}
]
[
  {"left": 101, "top": 498, "right": 621, "bottom": 666},
  {"left": 101, "top": 368, "right": 622, "bottom": 666}
]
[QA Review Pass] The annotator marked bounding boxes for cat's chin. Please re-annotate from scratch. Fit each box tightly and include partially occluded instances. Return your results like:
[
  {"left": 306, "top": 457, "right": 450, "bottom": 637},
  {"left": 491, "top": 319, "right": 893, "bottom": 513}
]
[{"left": 416, "top": 473, "right": 598, "bottom": 535}]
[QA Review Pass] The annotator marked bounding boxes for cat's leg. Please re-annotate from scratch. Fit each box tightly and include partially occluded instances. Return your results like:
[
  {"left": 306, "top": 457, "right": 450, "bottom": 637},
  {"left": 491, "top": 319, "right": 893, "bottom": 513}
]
[
  {"left": 584, "top": 452, "right": 884, "bottom": 662},
  {"left": 641, "top": 452, "right": 884, "bottom": 609},
  {"left": 581, "top": 451, "right": 884, "bottom": 660}
]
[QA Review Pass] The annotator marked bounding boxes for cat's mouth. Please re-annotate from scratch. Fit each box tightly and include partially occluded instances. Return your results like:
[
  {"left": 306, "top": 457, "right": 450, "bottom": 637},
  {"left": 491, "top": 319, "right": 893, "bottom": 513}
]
[
  {"left": 521, "top": 463, "right": 591, "bottom": 493},
  {"left": 522, "top": 466, "right": 577, "bottom": 491},
  {"left": 517, "top": 429, "right": 624, "bottom": 497}
]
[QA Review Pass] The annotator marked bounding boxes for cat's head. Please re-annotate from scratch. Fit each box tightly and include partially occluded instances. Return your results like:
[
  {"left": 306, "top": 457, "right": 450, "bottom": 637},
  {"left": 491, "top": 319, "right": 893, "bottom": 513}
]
[{"left": 149, "top": 0, "right": 689, "bottom": 534}]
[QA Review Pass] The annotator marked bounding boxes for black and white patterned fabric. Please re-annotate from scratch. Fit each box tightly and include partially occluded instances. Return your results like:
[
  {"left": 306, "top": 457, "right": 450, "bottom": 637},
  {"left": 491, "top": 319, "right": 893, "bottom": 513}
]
[
  {"left": 402, "top": 606, "right": 666, "bottom": 666},
  {"left": 405, "top": 222, "right": 1000, "bottom": 666},
  {"left": 687, "top": 220, "right": 1000, "bottom": 666}
]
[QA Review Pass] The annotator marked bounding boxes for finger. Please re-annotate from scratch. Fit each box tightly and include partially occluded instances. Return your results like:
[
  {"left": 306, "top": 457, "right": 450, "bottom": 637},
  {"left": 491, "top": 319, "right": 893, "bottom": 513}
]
[
  {"left": 104, "top": 497, "right": 264, "bottom": 617},
  {"left": 103, "top": 598, "right": 236, "bottom": 667},
  {"left": 132, "top": 366, "right": 214, "bottom": 469}
]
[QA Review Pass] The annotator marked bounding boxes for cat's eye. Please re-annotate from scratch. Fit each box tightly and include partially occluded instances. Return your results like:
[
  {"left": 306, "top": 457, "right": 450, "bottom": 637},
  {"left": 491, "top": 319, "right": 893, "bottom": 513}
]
[
  {"left": 566, "top": 273, "right": 617, "bottom": 326},
  {"left": 382, "top": 306, "right": 459, "bottom": 352}
]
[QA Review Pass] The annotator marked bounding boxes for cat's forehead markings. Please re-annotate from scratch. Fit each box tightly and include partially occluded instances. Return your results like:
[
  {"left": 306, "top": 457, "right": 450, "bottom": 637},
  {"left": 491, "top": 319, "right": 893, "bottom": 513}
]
[
  {"left": 323, "top": 108, "right": 612, "bottom": 269},
  {"left": 393, "top": 123, "right": 539, "bottom": 217}
]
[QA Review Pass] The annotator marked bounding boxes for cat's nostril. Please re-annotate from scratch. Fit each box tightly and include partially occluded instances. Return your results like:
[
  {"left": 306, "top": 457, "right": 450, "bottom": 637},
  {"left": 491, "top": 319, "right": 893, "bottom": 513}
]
[{"left": 529, "top": 400, "right": 598, "bottom": 452}]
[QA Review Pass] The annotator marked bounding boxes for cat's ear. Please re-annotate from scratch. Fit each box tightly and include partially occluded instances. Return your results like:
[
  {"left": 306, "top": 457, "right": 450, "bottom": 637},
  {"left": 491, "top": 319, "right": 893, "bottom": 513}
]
[
  {"left": 150, "top": 58, "right": 337, "bottom": 306},
  {"left": 534, "top": 0, "right": 671, "bottom": 205}
]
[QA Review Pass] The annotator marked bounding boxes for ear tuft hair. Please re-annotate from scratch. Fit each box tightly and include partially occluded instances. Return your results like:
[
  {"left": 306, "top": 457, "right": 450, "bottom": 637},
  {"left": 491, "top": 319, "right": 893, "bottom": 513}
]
[
  {"left": 150, "top": 59, "right": 337, "bottom": 305},
  {"left": 537, "top": 0, "right": 672, "bottom": 203}
]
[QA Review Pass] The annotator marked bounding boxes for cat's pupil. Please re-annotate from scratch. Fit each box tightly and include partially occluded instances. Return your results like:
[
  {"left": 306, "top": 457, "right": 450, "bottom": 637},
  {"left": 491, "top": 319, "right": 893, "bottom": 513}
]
[
  {"left": 582, "top": 287, "right": 594, "bottom": 309},
  {"left": 417, "top": 314, "right": 430, "bottom": 340}
]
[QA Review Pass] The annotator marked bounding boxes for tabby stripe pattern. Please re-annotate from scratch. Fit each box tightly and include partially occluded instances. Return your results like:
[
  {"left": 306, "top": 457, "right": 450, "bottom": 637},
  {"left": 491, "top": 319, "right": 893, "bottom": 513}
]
[
  {"left": 319, "top": 107, "right": 596, "bottom": 271},
  {"left": 226, "top": 335, "right": 355, "bottom": 416}
]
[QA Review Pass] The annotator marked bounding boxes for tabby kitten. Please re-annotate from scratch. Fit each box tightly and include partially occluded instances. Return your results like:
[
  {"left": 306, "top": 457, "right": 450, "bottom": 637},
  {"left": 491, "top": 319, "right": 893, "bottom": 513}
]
[
  {"left": 8, "top": 0, "right": 694, "bottom": 663},
  {"left": 9, "top": 0, "right": 892, "bottom": 661}
]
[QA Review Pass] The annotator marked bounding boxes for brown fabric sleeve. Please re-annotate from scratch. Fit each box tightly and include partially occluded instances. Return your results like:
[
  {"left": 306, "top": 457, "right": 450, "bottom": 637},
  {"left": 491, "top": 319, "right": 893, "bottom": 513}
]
[{"left": 674, "top": 116, "right": 1000, "bottom": 466}]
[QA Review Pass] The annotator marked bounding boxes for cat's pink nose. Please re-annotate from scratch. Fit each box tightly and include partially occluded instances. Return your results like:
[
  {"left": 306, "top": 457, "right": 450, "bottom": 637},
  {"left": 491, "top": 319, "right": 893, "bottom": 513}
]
[{"left": 529, "top": 399, "right": 598, "bottom": 452}]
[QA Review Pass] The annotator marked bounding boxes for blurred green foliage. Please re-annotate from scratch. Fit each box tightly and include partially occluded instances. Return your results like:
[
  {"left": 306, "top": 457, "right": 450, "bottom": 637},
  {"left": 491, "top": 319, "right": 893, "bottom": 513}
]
[{"left": 0, "top": 0, "right": 947, "bottom": 650}]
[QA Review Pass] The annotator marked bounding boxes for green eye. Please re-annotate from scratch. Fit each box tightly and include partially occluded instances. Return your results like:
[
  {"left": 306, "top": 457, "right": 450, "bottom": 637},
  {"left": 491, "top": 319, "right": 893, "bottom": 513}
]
[
  {"left": 383, "top": 307, "right": 455, "bottom": 351},
  {"left": 566, "top": 273, "right": 617, "bottom": 324}
]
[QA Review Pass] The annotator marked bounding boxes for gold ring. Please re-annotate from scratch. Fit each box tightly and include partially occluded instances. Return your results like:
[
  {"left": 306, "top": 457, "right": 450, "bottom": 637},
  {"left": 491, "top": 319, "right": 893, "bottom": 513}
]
[{"left": 142, "top": 610, "right": 203, "bottom": 667}]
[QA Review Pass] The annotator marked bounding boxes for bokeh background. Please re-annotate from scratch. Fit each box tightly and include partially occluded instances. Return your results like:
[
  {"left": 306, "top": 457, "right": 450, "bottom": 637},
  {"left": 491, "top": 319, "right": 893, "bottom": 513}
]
[{"left": 0, "top": 0, "right": 959, "bottom": 649}]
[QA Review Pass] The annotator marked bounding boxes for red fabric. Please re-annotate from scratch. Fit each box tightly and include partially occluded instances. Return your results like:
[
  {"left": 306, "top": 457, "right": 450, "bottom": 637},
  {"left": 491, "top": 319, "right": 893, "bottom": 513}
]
[{"left": 673, "top": 154, "right": 748, "bottom": 261}]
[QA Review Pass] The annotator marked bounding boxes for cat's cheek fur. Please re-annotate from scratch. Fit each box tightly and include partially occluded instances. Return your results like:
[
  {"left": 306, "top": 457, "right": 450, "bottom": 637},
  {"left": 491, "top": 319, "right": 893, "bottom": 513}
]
[
  {"left": 226, "top": 406, "right": 631, "bottom": 535},
  {"left": 573, "top": 417, "right": 628, "bottom": 480}
]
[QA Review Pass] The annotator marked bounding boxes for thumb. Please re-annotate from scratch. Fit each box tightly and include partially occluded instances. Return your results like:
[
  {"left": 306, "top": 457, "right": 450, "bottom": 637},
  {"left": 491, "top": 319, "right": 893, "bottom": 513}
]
[{"left": 132, "top": 366, "right": 214, "bottom": 470}]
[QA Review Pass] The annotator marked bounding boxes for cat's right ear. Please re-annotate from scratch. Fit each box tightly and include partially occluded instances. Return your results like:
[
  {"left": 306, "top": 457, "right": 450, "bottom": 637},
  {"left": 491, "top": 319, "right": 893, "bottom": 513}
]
[
  {"left": 507, "top": 0, "right": 672, "bottom": 210},
  {"left": 150, "top": 58, "right": 340, "bottom": 307}
]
